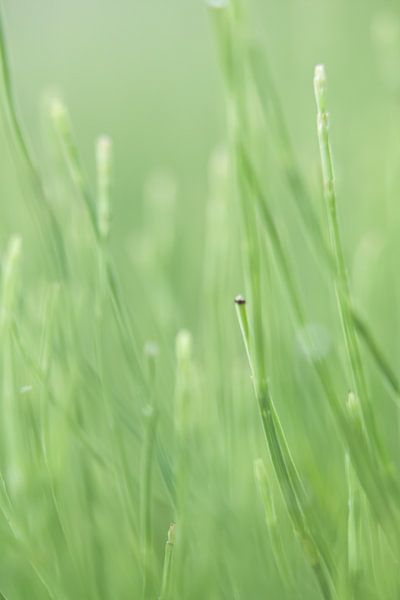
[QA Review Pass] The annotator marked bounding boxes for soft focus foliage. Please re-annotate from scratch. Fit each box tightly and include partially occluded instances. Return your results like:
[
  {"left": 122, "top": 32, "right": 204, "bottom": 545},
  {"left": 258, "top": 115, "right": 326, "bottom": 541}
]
[{"left": 1, "top": 1, "right": 400, "bottom": 598}]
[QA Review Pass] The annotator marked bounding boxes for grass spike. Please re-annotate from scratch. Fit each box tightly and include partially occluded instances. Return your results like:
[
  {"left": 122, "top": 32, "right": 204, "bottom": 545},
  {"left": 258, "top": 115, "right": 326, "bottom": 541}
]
[{"left": 158, "top": 523, "right": 176, "bottom": 600}]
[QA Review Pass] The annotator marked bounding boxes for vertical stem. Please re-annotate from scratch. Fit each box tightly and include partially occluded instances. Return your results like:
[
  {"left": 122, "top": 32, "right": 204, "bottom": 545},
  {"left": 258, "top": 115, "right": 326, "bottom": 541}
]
[
  {"left": 173, "top": 330, "right": 194, "bottom": 595},
  {"left": 96, "top": 136, "right": 112, "bottom": 243},
  {"left": 141, "top": 343, "right": 159, "bottom": 600},
  {"left": 346, "top": 452, "right": 361, "bottom": 596},
  {"left": 140, "top": 407, "right": 158, "bottom": 599},
  {"left": 235, "top": 297, "right": 335, "bottom": 599},
  {"left": 159, "top": 523, "right": 176, "bottom": 600},
  {"left": 313, "top": 65, "right": 370, "bottom": 433},
  {"left": 0, "top": 236, "right": 22, "bottom": 494}
]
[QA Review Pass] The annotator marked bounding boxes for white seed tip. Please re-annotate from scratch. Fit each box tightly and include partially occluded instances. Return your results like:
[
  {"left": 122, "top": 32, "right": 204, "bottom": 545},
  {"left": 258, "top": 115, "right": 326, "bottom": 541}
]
[
  {"left": 96, "top": 135, "right": 113, "bottom": 170},
  {"left": 49, "top": 97, "right": 67, "bottom": 122},
  {"left": 167, "top": 522, "right": 176, "bottom": 544},
  {"left": 207, "top": 0, "right": 229, "bottom": 8},
  {"left": 314, "top": 64, "right": 326, "bottom": 80},
  {"left": 347, "top": 391, "right": 357, "bottom": 408},
  {"left": 314, "top": 65, "right": 328, "bottom": 111},
  {"left": 3, "top": 235, "right": 22, "bottom": 270},
  {"left": 97, "top": 135, "right": 112, "bottom": 153},
  {"left": 209, "top": 146, "right": 229, "bottom": 179},
  {"left": 8, "top": 234, "right": 22, "bottom": 255},
  {"left": 234, "top": 294, "right": 246, "bottom": 306},
  {"left": 176, "top": 329, "right": 192, "bottom": 361},
  {"left": 346, "top": 391, "right": 362, "bottom": 421},
  {"left": 314, "top": 65, "right": 326, "bottom": 92}
]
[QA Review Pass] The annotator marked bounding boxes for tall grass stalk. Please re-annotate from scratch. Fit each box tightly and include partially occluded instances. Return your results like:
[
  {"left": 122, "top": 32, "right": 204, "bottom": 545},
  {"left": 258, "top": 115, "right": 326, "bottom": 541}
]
[
  {"left": 345, "top": 450, "right": 362, "bottom": 596},
  {"left": 172, "top": 330, "right": 194, "bottom": 596},
  {"left": 313, "top": 65, "right": 370, "bottom": 423},
  {"left": 314, "top": 65, "right": 400, "bottom": 546},
  {"left": 0, "top": 236, "right": 22, "bottom": 493},
  {"left": 158, "top": 523, "right": 176, "bottom": 600},
  {"left": 140, "top": 343, "right": 159, "bottom": 599},
  {"left": 235, "top": 297, "right": 336, "bottom": 599}
]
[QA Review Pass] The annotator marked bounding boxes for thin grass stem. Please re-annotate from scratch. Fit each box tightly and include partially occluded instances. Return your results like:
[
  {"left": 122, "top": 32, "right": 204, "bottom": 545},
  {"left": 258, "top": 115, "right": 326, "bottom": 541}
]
[{"left": 159, "top": 523, "right": 176, "bottom": 600}]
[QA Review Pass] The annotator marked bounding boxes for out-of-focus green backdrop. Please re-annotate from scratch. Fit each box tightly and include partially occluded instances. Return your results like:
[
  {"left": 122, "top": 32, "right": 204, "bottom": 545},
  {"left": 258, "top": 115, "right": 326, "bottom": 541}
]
[
  {"left": 2, "top": 0, "right": 400, "bottom": 333},
  {"left": 2, "top": 2, "right": 400, "bottom": 598}
]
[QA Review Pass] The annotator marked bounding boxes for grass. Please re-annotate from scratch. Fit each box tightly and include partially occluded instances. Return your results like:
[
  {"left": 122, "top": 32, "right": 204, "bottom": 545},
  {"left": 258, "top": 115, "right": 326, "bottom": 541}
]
[{"left": 0, "top": 0, "right": 400, "bottom": 598}]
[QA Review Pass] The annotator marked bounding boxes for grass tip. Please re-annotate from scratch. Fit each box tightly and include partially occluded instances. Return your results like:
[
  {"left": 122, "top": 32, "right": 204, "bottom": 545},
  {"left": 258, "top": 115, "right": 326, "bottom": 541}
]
[
  {"left": 346, "top": 390, "right": 363, "bottom": 425},
  {"left": 314, "top": 64, "right": 327, "bottom": 113},
  {"left": 5, "top": 234, "right": 22, "bottom": 257},
  {"left": 97, "top": 134, "right": 112, "bottom": 150},
  {"left": 209, "top": 146, "right": 229, "bottom": 180},
  {"left": 167, "top": 522, "right": 176, "bottom": 545},
  {"left": 49, "top": 96, "right": 68, "bottom": 124},
  {"left": 314, "top": 64, "right": 326, "bottom": 80},
  {"left": 2, "top": 235, "right": 22, "bottom": 275},
  {"left": 96, "top": 135, "right": 113, "bottom": 166},
  {"left": 176, "top": 329, "right": 192, "bottom": 361},
  {"left": 234, "top": 294, "right": 246, "bottom": 305},
  {"left": 206, "top": 0, "right": 229, "bottom": 9}
]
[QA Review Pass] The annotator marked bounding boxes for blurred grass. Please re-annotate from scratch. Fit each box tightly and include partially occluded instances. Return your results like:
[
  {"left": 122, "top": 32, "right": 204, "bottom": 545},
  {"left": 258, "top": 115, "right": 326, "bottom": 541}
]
[{"left": 1, "top": 0, "right": 400, "bottom": 598}]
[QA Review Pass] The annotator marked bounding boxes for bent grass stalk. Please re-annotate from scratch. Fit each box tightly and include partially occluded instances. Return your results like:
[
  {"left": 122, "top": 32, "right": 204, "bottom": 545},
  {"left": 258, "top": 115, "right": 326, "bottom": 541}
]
[
  {"left": 235, "top": 297, "right": 335, "bottom": 600},
  {"left": 238, "top": 58, "right": 400, "bottom": 553}
]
